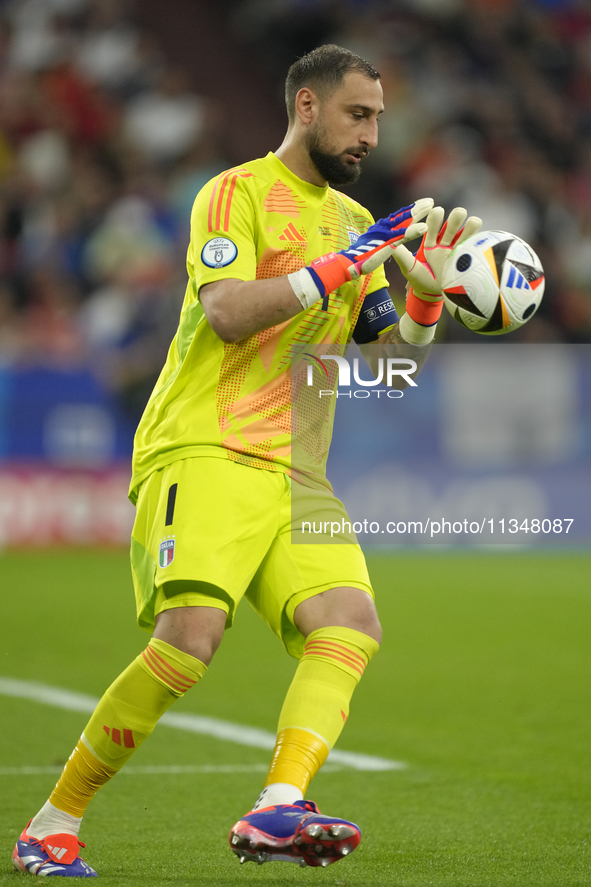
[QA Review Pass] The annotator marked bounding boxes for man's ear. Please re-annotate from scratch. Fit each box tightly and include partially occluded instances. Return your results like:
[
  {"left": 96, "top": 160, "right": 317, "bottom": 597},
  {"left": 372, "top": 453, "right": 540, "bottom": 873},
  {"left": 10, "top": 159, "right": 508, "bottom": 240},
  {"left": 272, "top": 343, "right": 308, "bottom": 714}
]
[{"left": 294, "top": 87, "right": 319, "bottom": 126}]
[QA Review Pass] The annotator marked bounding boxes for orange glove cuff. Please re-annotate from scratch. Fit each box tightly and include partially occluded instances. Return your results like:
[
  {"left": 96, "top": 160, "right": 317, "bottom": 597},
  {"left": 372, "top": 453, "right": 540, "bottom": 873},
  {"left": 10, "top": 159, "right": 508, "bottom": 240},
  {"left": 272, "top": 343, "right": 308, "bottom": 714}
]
[
  {"left": 405, "top": 288, "right": 444, "bottom": 326},
  {"left": 308, "top": 252, "right": 353, "bottom": 296}
]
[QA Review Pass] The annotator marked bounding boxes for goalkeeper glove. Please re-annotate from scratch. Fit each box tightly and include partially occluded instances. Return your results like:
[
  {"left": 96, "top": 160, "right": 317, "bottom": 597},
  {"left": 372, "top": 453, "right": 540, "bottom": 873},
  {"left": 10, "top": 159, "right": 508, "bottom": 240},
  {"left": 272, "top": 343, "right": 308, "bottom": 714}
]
[
  {"left": 288, "top": 198, "right": 434, "bottom": 311},
  {"left": 392, "top": 206, "right": 482, "bottom": 345}
]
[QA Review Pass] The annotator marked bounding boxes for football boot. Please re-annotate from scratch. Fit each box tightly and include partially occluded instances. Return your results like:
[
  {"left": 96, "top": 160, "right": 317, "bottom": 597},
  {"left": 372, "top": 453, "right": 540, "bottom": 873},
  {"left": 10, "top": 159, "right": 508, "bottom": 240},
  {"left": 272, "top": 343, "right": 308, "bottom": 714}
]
[
  {"left": 12, "top": 823, "right": 97, "bottom": 877},
  {"left": 228, "top": 799, "right": 361, "bottom": 867}
]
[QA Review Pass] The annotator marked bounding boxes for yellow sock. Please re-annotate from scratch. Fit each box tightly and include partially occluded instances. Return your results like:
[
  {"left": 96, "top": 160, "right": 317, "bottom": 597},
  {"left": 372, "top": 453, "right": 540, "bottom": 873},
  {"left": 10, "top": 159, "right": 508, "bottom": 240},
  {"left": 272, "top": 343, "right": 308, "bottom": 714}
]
[
  {"left": 49, "top": 639, "right": 206, "bottom": 816},
  {"left": 264, "top": 627, "right": 379, "bottom": 794},
  {"left": 48, "top": 741, "right": 118, "bottom": 819}
]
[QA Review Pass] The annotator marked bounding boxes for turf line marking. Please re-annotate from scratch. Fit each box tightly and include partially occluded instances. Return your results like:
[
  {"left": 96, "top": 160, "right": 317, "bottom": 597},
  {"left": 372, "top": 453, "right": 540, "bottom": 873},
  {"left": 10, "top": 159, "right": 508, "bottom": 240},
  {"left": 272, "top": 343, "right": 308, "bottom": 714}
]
[{"left": 0, "top": 677, "right": 406, "bottom": 772}]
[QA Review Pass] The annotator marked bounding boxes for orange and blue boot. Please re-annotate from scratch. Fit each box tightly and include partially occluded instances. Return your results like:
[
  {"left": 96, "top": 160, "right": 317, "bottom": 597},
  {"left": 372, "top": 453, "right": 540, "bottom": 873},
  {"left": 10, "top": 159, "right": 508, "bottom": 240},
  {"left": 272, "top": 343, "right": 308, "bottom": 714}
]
[
  {"left": 229, "top": 799, "right": 361, "bottom": 868},
  {"left": 13, "top": 823, "right": 97, "bottom": 877}
]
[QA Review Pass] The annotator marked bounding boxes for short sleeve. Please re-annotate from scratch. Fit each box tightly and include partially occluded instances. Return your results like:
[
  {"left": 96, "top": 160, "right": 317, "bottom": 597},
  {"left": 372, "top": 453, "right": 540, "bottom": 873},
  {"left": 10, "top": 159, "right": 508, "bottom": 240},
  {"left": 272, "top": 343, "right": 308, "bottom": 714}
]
[{"left": 188, "top": 168, "right": 258, "bottom": 295}]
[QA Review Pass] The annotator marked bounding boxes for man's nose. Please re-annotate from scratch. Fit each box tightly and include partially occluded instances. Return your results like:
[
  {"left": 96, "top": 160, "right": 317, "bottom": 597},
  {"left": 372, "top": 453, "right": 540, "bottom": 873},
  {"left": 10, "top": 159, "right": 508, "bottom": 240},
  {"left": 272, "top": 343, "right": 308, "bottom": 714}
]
[{"left": 361, "top": 119, "right": 379, "bottom": 150}]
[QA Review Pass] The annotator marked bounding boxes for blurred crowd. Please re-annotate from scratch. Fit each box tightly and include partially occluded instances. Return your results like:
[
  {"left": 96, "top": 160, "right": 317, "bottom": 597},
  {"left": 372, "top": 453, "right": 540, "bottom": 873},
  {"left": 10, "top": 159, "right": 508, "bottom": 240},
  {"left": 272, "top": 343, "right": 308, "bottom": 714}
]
[
  {"left": 1, "top": 0, "right": 591, "bottom": 423},
  {"left": 0, "top": 0, "right": 229, "bottom": 419}
]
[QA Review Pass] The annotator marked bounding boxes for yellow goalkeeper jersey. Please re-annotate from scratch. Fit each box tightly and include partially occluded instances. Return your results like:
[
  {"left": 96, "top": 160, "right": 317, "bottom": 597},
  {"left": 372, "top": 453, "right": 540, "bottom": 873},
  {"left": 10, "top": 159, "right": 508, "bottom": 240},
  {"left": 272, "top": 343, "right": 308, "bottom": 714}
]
[{"left": 129, "top": 151, "right": 389, "bottom": 501}]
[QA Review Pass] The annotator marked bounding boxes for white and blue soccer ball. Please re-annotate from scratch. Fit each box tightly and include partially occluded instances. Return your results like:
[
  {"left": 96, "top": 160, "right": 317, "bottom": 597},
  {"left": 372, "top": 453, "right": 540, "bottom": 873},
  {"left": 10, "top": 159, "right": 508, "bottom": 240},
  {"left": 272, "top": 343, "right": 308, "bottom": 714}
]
[{"left": 441, "top": 230, "right": 545, "bottom": 335}]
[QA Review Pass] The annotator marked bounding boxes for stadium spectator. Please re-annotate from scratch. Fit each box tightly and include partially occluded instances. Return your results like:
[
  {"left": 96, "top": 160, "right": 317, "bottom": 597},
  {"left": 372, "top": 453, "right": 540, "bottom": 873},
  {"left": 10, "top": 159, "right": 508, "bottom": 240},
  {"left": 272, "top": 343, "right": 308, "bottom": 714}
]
[
  {"left": 123, "top": 67, "right": 205, "bottom": 165},
  {"left": 73, "top": 0, "right": 155, "bottom": 97}
]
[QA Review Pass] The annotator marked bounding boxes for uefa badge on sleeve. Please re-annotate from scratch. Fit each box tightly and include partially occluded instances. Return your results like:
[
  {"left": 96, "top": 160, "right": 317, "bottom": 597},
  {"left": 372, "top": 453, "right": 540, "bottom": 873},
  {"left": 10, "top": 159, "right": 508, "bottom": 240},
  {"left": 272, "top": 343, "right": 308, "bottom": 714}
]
[
  {"left": 158, "top": 537, "right": 175, "bottom": 568},
  {"left": 201, "top": 237, "right": 238, "bottom": 268}
]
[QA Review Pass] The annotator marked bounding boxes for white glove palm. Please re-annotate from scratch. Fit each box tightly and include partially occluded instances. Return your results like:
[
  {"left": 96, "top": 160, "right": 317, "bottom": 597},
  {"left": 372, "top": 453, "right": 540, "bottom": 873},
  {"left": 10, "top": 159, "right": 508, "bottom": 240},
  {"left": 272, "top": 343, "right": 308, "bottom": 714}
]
[{"left": 391, "top": 206, "right": 482, "bottom": 300}]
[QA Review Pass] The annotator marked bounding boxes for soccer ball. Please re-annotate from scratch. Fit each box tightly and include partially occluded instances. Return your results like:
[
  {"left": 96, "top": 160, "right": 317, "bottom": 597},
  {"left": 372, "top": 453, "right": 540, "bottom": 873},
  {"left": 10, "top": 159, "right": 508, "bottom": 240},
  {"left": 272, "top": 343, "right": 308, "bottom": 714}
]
[{"left": 441, "top": 230, "right": 545, "bottom": 335}]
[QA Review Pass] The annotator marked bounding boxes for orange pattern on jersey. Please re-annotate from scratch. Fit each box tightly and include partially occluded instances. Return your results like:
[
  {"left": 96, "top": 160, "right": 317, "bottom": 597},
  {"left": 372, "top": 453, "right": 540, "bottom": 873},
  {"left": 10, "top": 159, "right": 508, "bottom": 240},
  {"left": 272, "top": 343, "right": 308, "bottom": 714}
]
[
  {"left": 208, "top": 168, "right": 254, "bottom": 233},
  {"left": 226, "top": 449, "right": 281, "bottom": 471},
  {"left": 220, "top": 374, "right": 292, "bottom": 457},
  {"left": 258, "top": 319, "right": 291, "bottom": 372},
  {"left": 290, "top": 355, "right": 338, "bottom": 466},
  {"left": 350, "top": 273, "right": 373, "bottom": 338},
  {"left": 217, "top": 329, "right": 293, "bottom": 460},
  {"left": 322, "top": 193, "right": 369, "bottom": 251},
  {"left": 247, "top": 376, "right": 292, "bottom": 435},
  {"left": 216, "top": 326, "right": 282, "bottom": 463},
  {"left": 263, "top": 180, "right": 306, "bottom": 218},
  {"left": 279, "top": 222, "right": 306, "bottom": 242},
  {"left": 221, "top": 417, "right": 291, "bottom": 457},
  {"left": 256, "top": 246, "right": 307, "bottom": 279}
]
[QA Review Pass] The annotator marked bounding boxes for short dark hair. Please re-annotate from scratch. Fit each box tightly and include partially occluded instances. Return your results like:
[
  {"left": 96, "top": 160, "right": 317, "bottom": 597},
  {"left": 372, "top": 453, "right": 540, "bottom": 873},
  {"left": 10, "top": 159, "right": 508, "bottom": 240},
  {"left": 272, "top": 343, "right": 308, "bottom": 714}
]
[{"left": 285, "top": 44, "right": 380, "bottom": 123}]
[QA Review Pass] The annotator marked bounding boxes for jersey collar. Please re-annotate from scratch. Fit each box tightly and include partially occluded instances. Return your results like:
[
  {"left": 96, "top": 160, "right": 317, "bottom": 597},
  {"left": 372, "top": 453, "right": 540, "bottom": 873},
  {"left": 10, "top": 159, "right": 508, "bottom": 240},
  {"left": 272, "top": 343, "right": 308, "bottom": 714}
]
[{"left": 266, "top": 152, "right": 329, "bottom": 207}]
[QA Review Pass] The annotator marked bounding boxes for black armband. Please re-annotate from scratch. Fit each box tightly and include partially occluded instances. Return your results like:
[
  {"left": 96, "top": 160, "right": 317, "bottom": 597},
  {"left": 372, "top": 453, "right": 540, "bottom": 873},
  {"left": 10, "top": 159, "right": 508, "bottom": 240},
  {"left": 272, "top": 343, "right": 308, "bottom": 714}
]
[{"left": 352, "top": 287, "right": 399, "bottom": 344}]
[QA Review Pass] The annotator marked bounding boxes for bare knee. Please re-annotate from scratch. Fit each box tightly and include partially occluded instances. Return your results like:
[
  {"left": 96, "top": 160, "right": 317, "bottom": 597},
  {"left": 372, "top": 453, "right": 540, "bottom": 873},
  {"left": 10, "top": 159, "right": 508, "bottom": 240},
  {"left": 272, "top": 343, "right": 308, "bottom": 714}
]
[
  {"left": 362, "top": 614, "right": 382, "bottom": 646},
  {"left": 153, "top": 606, "right": 226, "bottom": 666},
  {"left": 352, "top": 611, "right": 382, "bottom": 646},
  {"left": 294, "top": 586, "right": 382, "bottom": 645}
]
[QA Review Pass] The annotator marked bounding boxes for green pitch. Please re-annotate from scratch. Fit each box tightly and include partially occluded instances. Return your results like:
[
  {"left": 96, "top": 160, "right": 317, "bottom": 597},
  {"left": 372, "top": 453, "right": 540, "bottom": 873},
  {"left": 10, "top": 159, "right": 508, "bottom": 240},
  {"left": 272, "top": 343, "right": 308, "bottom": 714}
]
[{"left": 1, "top": 549, "right": 590, "bottom": 886}]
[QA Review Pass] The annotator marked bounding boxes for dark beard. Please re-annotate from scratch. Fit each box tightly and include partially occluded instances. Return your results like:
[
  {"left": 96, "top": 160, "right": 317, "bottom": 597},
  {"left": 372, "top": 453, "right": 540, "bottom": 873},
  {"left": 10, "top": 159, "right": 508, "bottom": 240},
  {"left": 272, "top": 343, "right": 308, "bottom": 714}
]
[{"left": 308, "top": 144, "right": 363, "bottom": 186}]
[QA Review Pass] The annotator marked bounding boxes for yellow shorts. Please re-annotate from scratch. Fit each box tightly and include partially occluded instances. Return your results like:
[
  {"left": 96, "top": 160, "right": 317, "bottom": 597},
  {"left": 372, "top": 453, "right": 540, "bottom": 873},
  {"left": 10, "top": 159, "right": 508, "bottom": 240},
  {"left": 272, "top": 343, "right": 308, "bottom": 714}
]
[{"left": 130, "top": 457, "right": 373, "bottom": 658}]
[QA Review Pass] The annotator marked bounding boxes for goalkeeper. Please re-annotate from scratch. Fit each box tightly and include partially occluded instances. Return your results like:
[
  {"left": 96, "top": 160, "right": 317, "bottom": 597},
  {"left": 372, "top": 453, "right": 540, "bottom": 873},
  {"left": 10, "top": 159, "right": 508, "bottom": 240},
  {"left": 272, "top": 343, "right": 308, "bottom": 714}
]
[{"left": 13, "top": 44, "right": 480, "bottom": 877}]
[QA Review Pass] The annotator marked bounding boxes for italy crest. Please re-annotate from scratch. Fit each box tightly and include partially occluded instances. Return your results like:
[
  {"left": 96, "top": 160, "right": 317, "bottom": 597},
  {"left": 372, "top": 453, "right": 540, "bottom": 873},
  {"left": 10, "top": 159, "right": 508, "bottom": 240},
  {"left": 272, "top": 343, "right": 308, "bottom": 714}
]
[{"left": 158, "top": 538, "right": 175, "bottom": 568}]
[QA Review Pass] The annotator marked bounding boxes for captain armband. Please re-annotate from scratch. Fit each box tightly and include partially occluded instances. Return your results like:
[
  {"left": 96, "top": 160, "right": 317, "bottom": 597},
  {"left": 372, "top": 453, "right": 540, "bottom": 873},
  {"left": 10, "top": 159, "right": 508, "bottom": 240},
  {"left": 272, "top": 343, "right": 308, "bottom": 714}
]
[{"left": 353, "top": 288, "right": 399, "bottom": 344}]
